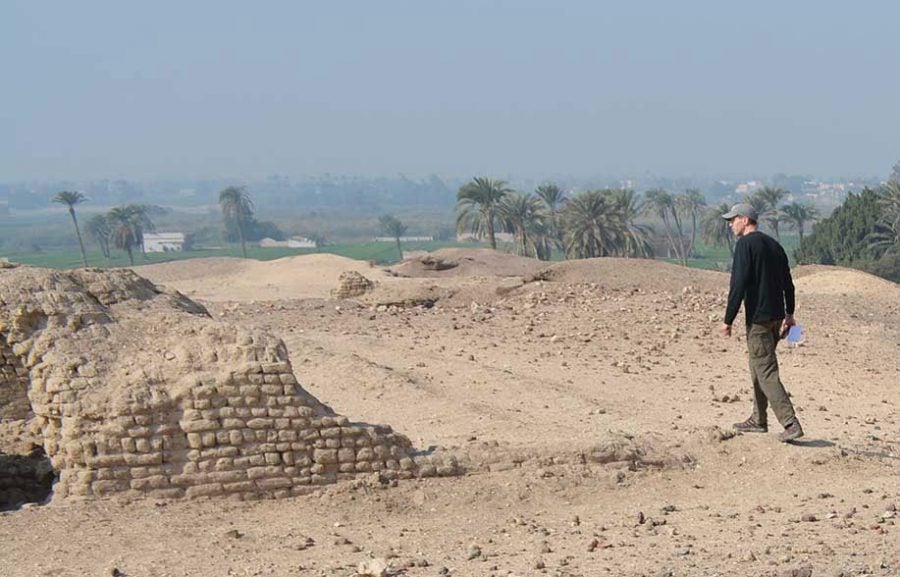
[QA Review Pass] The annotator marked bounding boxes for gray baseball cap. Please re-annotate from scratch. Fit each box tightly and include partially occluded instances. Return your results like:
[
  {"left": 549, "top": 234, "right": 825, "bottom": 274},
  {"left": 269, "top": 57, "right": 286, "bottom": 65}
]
[{"left": 721, "top": 203, "right": 759, "bottom": 221}]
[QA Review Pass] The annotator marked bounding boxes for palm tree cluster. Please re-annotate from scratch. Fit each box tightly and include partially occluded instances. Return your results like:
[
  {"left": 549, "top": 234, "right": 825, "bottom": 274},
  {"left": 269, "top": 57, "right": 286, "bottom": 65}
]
[
  {"left": 745, "top": 186, "right": 818, "bottom": 242},
  {"left": 86, "top": 204, "right": 155, "bottom": 265},
  {"left": 455, "top": 177, "right": 654, "bottom": 260}
]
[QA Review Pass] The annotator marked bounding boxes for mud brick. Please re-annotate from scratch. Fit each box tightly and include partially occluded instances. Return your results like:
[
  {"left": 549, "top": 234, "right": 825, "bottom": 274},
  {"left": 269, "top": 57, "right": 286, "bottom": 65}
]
[
  {"left": 214, "top": 458, "right": 234, "bottom": 470},
  {"left": 338, "top": 462, "right": 356, "bottom": 473},
  {"left": 337, "top": 448, "right": 356, "bottom": 463},
  {"left": 274, "top": 418, "right": 290, "bottom": 429},
  {"left": 199, "top": 409, "right": 220, "bottom": 420},
  {"left": 356, "top": 448, "right": 374, "bottom": 461},
  {"left": 399, "top": 457, "right": 415, "bottom": 470},
  {"left": 181, "top": 419, "right": 218, "bottom": 433},
  {"left": 247, "top": 455, "right": 266, "bottom": 467},
  {"left": 185, "top": 483, "right": 224, "bottom": 498},
  {"left": 320, "top": 427, "right": 341, "bottom": 439},
  {"left": 355, "top": 461, "right": 372, "bottom": 472},
  {"left": 313, "top": 449, "right": 338, "bottom": 464},
  {"left": 208, "top": 471, "right": 245, "bottom": 483},
  {"left": 130, "top": 475, "right": 170, "bottom": 491},
  {"left": 92, "top": 480, "right": 129, "bottom": 495},
  {"left": 186, "top": 433, "right": 202, "bottom": 449},
  {"left": 135, "top": 438, "right": 151, "bottom": 453},
  {"left": 247, "top": 418, "right": 272, "bottom": 429},
  {"left": 171, "top": 473, "right": 208, "bottom": 486},
  {"left": 264, "top": 452, "right": 281, "bottom": 465},
  {"left": 229, "top": 430, "right": 244, "bottom": 445},
  {"left": 341, "top": 438, "right": 356, "bottom": 449},
  {"left": 121, "top": 438, "right": 137, "bottom": 453},
  {"left": 215, "top": 431, "right": 231, "bottom": 445},
  {"left": 200, "top": 432, "right": 216, "bottom": 447},
  {"left": 223, "top": 481, "right": 255, "bottom": 493},
  {"left": 255, "top": 477, "right": 292, "bottom": 490},
  {"left": 199, "top": 446, "right": 238, "bottom": 459},
  {"left": 267, "top": 407, "right": 284, "bottom": 417},
  {"left": 124, "top": 452, "right": 162, "bottom": 466},
  {"left": 277, "top": 430, "right": 297, "bottom": 442},
  {"left": 324, "top": 439, "right": 341, "bottom": 449}
]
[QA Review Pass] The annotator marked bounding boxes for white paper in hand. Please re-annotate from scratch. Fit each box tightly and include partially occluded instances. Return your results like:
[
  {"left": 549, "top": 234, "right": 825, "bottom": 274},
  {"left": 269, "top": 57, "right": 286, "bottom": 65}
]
[{"left": 786, "top": 325, "right": 804, "bottom": 344}]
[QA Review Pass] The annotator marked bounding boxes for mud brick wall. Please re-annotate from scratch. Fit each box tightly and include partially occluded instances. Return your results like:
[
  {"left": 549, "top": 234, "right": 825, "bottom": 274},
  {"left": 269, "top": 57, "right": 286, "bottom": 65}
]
[
  {"left": 0, "top": 266, "right": 458, "bottom": 504},
  {"left": 32, "top": 360, "right": 447, "bottom": 502},
  {"left": 332, "top": 271, "right": 374, "bottom": 299},
  {"left": 0, "top": 338, "right": 31, "bottom": 421}
]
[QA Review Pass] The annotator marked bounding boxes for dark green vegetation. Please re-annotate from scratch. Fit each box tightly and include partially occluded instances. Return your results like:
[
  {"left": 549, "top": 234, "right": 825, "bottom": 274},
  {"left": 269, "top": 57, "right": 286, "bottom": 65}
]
[{"left": 795, "top": 181, "right": 900, "bottom": 282}]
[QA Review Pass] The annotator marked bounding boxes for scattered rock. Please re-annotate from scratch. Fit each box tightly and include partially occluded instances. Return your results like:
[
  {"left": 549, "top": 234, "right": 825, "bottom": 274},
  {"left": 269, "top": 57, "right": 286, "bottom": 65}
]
[{"left": 356, "top": 557, "right": 389, "bottom": 577}]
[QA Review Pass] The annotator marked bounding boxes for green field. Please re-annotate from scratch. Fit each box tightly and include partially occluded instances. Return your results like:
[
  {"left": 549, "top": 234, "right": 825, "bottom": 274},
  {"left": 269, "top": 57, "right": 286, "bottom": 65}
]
[{"left": 1, "top": 236, "right": 801, "bottom": 272}]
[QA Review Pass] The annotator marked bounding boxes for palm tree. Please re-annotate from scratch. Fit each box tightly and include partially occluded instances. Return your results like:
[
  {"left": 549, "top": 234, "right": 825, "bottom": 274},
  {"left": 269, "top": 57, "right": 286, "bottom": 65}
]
[
  {"left": 107, "top": 206, "right": 141, "bottom": 265},
  {"left": 53, "top": 191, "right": 88, "bottom": 267},
  {"left": 86, "top": 213, "right": 112, "bottom": 263},
  {"left": 125, "top": 204, "right": 156, "bottom": 257},
  {"left": 752, "top": 186, "right": 789, "bottom": 241},
  {"left": 456, "top": 177, "right": 512, "bottom": 250},
  {"left": 681, "top": 188, "right": 707, "bottom": 257},
  {"left": 867, "top": 180, "right": 900, "bottom": 257},
  {"left": 497, "top": 193, "right": 546, "bottom": 258},
  {"left": 219, "top": 186, "right": 254, "bottom": 258},
  {"left": 702, "top": 202, "right": 735, "bottom": 258},
  {"left": 535, "top": 183, "right": 566, "bottom": 252},
  {"left": 562, "top": 190, "right": 623, "bottom": 259},
  {"left": 781, "top": 201, "right": 819, "bottom": 242},
  {"left": 379, "top": 214, "right": 408, "bottom": 261},
  {"left": 606, "top": 188, "right": 654, "bottom": 258},
  {"left": 643, "top": 188, "right": 685, "bottom": 265}
]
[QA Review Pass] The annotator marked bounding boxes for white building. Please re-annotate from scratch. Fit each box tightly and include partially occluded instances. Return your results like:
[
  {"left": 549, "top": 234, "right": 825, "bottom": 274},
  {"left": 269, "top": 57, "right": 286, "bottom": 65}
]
[
  {"left": 259, "top": 236, "right": 317, "bottom": 249},
  {"left": 143, "top": 232, "right": 185, "bottom": 253}
]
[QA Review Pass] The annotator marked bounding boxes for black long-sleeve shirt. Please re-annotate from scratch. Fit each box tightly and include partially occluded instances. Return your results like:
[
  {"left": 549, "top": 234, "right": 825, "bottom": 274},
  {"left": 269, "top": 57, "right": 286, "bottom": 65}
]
[{"left": 724, "top": 231, "right": 795, "bottom": 326}]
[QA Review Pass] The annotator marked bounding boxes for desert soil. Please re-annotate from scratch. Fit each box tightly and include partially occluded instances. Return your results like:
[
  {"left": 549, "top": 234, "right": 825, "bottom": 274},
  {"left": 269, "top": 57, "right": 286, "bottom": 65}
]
[{"left": 1, "top": 249, "right": 898, "bottom": 577}]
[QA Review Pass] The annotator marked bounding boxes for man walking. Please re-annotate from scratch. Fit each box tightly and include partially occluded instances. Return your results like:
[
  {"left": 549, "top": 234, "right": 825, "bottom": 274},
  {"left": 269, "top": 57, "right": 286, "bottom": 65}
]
[{"left": 721, "top": 203, "right": 804, "bottom": 442}]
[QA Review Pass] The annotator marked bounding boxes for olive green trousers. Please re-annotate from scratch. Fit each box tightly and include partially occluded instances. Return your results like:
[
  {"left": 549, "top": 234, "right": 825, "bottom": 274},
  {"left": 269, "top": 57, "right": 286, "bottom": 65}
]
[{"left": 746, "top": 320, "right": 797, "bottom": 427}]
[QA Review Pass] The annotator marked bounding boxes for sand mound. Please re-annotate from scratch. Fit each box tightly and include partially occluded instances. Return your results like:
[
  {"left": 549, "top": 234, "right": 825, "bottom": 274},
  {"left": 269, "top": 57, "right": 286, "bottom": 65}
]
[
  {"left": 388, "top": 248, "right": 548, "bottom": 278},
  {"left": 137, "top": 254, "right": 395, "bottom": 302},
  {"left": 793, "top": 264, "right": 899, "bottom": 296},
  {"left": 540, "top": 257, "right": 727, "bottom": 293}
]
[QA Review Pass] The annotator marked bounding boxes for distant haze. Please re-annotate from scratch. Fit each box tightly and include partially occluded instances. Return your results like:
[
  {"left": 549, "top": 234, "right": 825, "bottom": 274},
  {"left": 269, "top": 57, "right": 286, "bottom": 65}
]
[{"left": 2, "top": 1, "right": 899, "bottom": 181}]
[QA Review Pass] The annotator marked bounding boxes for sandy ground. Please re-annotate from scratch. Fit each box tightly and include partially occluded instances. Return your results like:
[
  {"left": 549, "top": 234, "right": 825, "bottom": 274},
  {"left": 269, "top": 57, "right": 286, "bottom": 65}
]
[{"left": 1, "top": 250, "right": 898, "bottom": 577}]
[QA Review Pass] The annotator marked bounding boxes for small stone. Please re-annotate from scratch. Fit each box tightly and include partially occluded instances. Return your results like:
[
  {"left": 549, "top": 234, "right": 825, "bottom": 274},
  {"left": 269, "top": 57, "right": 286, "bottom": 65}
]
[
  {"left": 534, "top": 558, "right": 545, "bottom": 569},
  {"left": 636, "top": 511, "right": 646, "bottom": 525},
  {"left": 356, "top": 557, "right": 388, "bottom": 577},
  {"left": 224, "top": 529, "right": 243, "bottom": 539},
  {"left": 539, "top": 541, "right": 552, "bottom": 554},
  {"left": 467, "top": 545, "right": 482, "bottom": 560},
  {"left": 801, "top": 514, "right": 817, "bottom": 522}
]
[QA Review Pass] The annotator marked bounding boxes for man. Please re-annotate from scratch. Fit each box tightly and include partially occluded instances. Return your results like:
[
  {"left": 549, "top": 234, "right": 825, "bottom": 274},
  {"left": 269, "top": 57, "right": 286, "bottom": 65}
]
[{"left": 721, "top": 203, "right": 804, "bottom": 442}]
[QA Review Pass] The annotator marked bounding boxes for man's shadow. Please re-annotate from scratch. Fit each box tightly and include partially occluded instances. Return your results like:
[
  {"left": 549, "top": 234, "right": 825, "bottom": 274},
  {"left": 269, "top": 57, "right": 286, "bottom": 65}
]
[{"left": 787, "top": 439, "right": 834, "bottom": 448}]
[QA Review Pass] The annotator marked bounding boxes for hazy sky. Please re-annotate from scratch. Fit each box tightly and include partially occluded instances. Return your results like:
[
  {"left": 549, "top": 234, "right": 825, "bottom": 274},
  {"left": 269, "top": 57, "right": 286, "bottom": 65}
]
[{"left": 2, "top": 1, "right": 899, "bottom": 181}]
